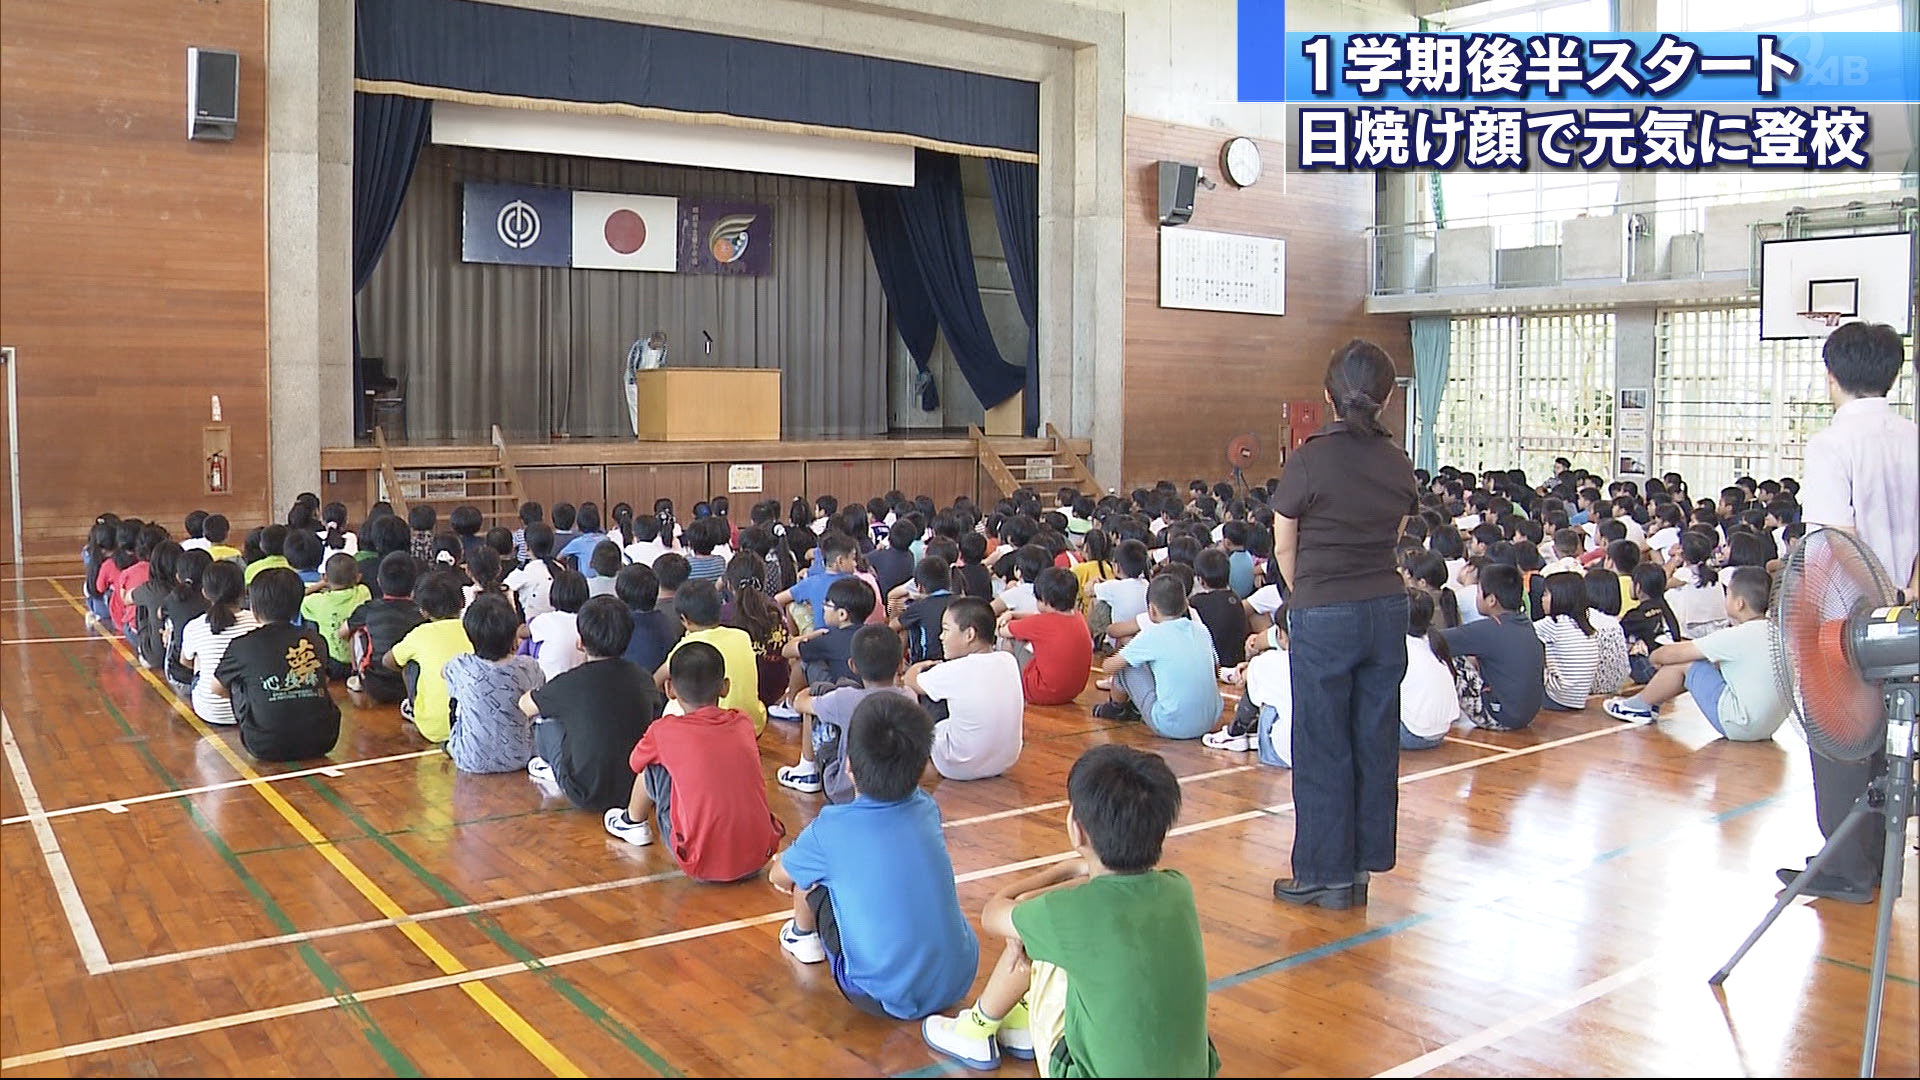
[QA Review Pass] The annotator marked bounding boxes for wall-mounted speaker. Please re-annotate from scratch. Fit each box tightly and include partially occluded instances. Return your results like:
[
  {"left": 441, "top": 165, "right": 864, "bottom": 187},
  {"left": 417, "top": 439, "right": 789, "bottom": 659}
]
[
  {"left": 1157, "top": 160, "right": 1197, "bottom": 226},
  {"left": 187, "top": 47, "right": 239, "bottom": 141}
]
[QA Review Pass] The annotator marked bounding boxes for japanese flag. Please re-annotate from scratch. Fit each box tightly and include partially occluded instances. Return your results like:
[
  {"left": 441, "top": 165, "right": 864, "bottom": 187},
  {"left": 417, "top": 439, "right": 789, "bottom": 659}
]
[{"left": 571, "top": 192, "right": 679, "bottom": 271}]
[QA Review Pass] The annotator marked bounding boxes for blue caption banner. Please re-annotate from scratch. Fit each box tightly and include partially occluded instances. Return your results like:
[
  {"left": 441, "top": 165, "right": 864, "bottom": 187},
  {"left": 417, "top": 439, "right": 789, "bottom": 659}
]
[{"left": 1237, "top": 30, "right": 1920, "bottom": 104}]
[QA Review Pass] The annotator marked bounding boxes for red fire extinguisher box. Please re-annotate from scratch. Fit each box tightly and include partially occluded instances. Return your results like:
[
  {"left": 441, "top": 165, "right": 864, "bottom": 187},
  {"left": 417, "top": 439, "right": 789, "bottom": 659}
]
[{"left": 204, "top": 424, "right": 232, "bottom": 495}]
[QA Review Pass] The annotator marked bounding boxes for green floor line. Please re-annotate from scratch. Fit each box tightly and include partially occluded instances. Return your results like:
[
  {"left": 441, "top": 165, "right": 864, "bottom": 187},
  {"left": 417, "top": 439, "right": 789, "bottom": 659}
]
[
  {"left": 227, "top": 805, "right": 557, "bottom": 858},
  {"left": 27, "top": 608, "right": 419, "bottom": 1076},
  {"left": 305, "top": 776, "right": 683, "bottom": 1078}
]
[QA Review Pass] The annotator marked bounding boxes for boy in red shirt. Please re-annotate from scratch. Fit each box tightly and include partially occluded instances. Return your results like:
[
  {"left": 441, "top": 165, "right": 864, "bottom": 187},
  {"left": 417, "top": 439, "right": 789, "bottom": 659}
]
[
  {"left": 999, "top": 567, "right": 1092, "bottom": 706},
  {"left": 606, "top": 640, "right": 785, "bottom": 883}
]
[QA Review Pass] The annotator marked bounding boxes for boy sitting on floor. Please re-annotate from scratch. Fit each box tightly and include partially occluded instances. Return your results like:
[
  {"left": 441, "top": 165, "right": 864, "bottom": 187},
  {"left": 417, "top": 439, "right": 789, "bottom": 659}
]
[
  {"left": 770, "top": 694, "right": 979, "bottom": 1021},
  {"left": 1000, "top": 567, "right": 1093, "bottom": 707},
  {"left": 778, "top": 625, "right": 915, "bottom": 797},
  {"left": 519, "top": 596, "right": 663, "bottom": 812},
  {"left": 905, "top": 597, "right": 1026, "bottom": 782},
  {"left": 1603, "top": 566, "right": 1788, "bottom": 741},
  {"left": 921, "top": 744, "right": 1219, "bottom": 1075},
  {"left": 1095, "top": 575, "right": 1221, "bottom": 739},
  {"left": 210, "top": 567, "right": 342, "bottom": 762},
  {"left": 606, "top": 641, "right": 785, "bottom": 881}
]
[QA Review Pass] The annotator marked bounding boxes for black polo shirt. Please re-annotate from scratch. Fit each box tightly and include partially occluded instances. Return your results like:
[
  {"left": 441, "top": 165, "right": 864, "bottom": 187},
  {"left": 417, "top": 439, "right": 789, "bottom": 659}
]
[{"left": 1272, "top": 421, "right": 1419, "bottom": 611}]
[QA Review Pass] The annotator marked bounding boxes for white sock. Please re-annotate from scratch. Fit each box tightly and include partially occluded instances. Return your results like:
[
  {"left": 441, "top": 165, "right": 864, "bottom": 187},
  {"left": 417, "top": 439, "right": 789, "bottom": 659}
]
[{"left": 792, "top": 757, "right": 814, "bottom": 771}]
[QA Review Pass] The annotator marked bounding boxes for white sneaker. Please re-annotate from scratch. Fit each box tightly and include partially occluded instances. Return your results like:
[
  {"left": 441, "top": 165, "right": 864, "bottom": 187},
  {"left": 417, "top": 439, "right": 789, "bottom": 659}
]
[
  {"left": 767, "top": 702, "right": 802, "bottom": 722},
  {"left": 345, "top": 674, "right": 363, "bottom": 693},
  {"left": 921, "top": 1014, "right": 1002, "bottom": 1071},
  {"left": 527, "top": 756, "right": 555, "bottom": 783},
  {"left": 1201, "top": 728, "right": 1252, "bottom": 753},
  {"left": 778, "top": 919, "right": 826, "bottom": 964},
  {"left": 602, "top": 807, "right": 654, "bottom": 846},
  {"left": 997, "top": 1023, "right": 1035, "bottom": 1061},
  {"left": 777, "top": 763, "right": 824, "bottom": 794}
]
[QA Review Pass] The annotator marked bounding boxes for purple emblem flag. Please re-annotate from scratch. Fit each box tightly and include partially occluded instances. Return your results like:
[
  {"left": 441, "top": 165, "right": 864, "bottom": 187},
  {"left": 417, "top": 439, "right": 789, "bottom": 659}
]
[{"left": 679, "top": 201, "right": 773, "bottom": 276}]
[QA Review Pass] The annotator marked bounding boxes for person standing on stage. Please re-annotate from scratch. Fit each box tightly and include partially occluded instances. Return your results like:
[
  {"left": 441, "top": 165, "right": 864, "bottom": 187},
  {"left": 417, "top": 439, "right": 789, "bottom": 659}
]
[
  {"left": 626, "top": 331, "right": 668, "bottom": 436},
  {"left": 1782, "top": 321, "right": 1917, "bottom": 904},
  {"left": 1269, "top": 340, "right": 1419, "bottom": 911}
]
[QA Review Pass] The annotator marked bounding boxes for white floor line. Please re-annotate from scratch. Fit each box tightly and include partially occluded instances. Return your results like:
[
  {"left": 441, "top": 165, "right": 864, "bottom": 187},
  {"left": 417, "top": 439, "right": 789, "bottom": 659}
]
[
  {"left": 940, "top": 764, "right": 1255, "bottom": 829},
  {"left": 1444, "top": 734, "right": 1515, "bottom": 752},
  {"left": 1373, "top": 957, "right": 1661, "bottom": 1078},
  {"left": 0, "top": 721, "right": 1646, "bottom": 1068},
  {"left": 1, "top": 749, "right": 446, "bottom": 827},
  {"left": 1, "top": 600, "right": 86, "bottom": 612},
  {"left": 1, "top": 710, "right": 111, "bottom": 975},
  {"left": 0, "top": 635, "right": 119, "bottom": 645},
  {"left": 106, "top": 870, "right": 685, "bottom": 972}
]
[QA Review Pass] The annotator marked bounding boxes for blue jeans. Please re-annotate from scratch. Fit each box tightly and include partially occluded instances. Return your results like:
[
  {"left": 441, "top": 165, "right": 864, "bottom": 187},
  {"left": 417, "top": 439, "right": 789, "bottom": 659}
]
[
  {"left": 1286, "top": 593, "right": 1409, "bottom": 886},
  {"left": 1399, "top": 724, "right": 1445, "bottom": 750}
]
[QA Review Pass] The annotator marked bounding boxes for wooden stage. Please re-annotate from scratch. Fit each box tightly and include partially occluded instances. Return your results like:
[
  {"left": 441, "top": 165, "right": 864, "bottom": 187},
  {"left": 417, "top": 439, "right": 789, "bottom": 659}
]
[
  {"left": 1, "top": 570, "right": 1914, "bottom": 1077},
  {"left": 319, "top": 434, "right": 1096, "bottom": 522}
]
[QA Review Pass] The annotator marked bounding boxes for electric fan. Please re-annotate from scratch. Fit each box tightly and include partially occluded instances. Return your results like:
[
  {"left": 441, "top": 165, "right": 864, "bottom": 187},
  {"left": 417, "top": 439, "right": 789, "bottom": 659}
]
[
  {"left": 1225, "top": 434, "right": 1259, "bottom": 496},
  {"left": 1710, "top": 527, "right": 1919, "bottom": 1079}
]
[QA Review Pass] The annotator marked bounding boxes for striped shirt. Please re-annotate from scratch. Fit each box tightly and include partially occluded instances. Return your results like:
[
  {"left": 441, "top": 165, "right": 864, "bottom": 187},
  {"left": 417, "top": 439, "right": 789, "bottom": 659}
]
[
  {"left": 179, "top": 611, "right": 260, "bottom": 725},
  {"left": 1533, "top": 615, "right": 1600, "bottom": 709}
]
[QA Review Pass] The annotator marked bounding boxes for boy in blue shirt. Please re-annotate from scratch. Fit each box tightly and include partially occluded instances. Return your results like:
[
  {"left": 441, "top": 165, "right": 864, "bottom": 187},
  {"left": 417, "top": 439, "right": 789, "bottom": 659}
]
[
  {"left": 777, "top": 531, "right": 858, "bottom": 631},
  {"left": 1095, "top": 574, "right": 1222, "bottom": 739},
  {"left": 770, "top": 693, "right": 979, "bottom": 1020}
]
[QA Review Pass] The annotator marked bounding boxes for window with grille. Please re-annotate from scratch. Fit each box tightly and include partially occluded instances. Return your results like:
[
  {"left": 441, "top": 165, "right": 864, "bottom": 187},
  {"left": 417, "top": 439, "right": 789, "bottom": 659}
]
[
  {"left": 1436, "top": 313, "right": 1615, "bottom": 478},
  {"left": 1655, "top": 307, "right": 1916, "bottom": 487}
]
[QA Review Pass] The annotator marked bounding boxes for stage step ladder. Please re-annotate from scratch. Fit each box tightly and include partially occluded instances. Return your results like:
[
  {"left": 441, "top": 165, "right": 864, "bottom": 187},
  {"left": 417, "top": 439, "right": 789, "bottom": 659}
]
[
  {"left": 971, "top": 425, "right": 1100, "bottom": 507},
  {"left": 372, "top": 424, "right": 525, "bottom": 528}
]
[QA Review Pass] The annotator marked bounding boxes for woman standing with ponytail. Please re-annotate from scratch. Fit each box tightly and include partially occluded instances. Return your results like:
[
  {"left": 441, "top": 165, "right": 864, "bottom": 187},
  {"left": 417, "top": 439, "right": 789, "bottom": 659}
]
[{"left": 1270, "top": 340, "right": 1419, "bottom": 910}]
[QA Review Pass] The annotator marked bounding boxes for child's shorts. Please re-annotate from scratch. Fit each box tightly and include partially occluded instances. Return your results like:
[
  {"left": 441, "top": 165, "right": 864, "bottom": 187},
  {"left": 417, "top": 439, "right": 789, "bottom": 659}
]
[
  {"left": 804, "top": 887, "right": 891, "bottom": 1018},
  {"left": 1027, "top": 960, "right": 1071, "bottom": 1078},
  {"left": 1116, "top": 663, "right": 1157, "bottom": 718},
  {"left": 1683, "top": 660, "right": 1729, "bottom": 736}
]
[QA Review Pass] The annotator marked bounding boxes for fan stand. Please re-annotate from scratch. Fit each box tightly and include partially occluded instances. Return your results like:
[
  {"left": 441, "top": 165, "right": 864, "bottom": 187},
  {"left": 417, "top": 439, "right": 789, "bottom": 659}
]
[{"left": 1709, "top": 679, "right": 1917, "bottom": 1079}]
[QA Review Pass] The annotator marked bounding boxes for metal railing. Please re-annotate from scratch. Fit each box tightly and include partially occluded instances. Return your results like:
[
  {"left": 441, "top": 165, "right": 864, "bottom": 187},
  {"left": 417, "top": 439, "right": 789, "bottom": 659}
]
[{"left": 1367, "top": 183, "right": 1917, "bottom": 297}]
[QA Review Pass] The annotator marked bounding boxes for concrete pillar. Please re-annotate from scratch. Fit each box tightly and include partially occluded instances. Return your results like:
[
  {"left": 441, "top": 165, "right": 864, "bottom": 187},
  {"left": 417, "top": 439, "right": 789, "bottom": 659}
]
[
  {"left": 1614, "top": 306, "right": 1657, "bottom": 478},
  {"left": 267, "top": 0, "right": 353, "bottom": 512}
]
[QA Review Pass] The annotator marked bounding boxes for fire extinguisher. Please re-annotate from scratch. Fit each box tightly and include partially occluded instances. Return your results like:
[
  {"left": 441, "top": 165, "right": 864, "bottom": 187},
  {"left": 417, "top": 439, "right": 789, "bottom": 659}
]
[{"left": 208, "top": 450, "right": 228, "bottom": 494}]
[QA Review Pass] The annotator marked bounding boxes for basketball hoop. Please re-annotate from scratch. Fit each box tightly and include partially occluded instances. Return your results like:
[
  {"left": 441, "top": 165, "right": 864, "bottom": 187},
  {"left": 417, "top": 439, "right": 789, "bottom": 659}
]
[{"left": 1798, "top": 310, "right": 1846, "bottom": 330}]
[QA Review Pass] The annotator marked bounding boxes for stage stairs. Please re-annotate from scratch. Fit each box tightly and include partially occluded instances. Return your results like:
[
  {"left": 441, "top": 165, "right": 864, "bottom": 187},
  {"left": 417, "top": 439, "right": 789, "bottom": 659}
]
[
  {"left": 972, "top": 424, "right": 1100, "bottom": 507},
  {"left": 373, "top": 425, "right": 525, "bottom": 528}
]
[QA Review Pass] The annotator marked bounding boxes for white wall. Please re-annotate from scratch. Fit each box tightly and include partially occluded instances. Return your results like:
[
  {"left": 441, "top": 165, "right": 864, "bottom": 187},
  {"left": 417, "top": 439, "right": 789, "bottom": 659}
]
[{"left": 1094, "top": 0, "right": 1417, "bottom": 141}]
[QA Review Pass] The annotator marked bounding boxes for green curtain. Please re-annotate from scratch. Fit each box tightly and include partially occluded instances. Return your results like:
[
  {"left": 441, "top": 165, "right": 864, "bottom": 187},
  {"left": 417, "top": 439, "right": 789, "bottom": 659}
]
[{"left": 1411, "top": 315, "right": 1452, "bottom": 472}]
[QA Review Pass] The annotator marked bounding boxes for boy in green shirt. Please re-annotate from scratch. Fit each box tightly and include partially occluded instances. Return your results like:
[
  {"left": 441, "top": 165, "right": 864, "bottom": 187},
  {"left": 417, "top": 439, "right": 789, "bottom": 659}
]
[
  {"left": 921, "top": 744, "right": 1219, "bottom": 1076},
  {"left": 301, "top": 553, "right": 371, "bottom": 678}
]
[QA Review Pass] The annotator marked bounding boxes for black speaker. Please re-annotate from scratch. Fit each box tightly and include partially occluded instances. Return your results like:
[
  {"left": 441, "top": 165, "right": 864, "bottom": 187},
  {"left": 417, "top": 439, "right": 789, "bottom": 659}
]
[
  {"left": 1157, "top": 161, "right": 1197, "bottom": 226},
  {"left": 187, "top": 47, "right": 239, "bottom": 141}
]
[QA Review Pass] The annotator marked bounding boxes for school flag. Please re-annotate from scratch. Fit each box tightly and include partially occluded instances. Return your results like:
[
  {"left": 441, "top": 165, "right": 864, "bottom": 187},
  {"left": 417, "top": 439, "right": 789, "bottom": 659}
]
[{"left": 460, "top": 182, "right": 571, "bottom": 267}]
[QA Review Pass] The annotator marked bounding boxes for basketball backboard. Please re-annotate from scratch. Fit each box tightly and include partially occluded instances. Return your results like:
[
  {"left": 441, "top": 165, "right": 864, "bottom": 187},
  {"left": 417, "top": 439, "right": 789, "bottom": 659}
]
[{"left": 1759, "top": 231, "right": 1915, "bottom": 340}]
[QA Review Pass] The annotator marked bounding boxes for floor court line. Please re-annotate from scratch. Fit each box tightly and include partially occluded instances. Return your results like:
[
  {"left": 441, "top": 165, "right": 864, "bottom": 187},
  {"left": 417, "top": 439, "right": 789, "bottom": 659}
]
[
  {"left": 0, "top": 721, "right": 1643, "bottom": 1068},
  {"left": 44, "top": 582, "right": 588, "bottom": 1078},
  {"left": 1, "top": 710, "right": 112, "bottom": 975},
  {"left": 1445, "top": 734, "right": 1517, "bottom": 751},
  {"left": 0, "top": 748, "right": 446, "bottom": 827},
  {"left": 0, "top": 635, "right": 122, "bottom": 644}
]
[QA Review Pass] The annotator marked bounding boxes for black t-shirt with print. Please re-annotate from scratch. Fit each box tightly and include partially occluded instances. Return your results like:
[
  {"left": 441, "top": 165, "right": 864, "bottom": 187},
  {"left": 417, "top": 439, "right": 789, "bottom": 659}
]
[
  {"left": 530, "top": 658, "right": 662, "bottom": 811},
  {"left": 214, "top": 622, "right": 342, "bottom": 762}
]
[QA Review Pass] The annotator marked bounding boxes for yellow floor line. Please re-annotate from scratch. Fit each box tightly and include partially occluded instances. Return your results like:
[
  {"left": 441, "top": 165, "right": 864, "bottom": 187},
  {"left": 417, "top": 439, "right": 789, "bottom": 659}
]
[{"left": 45, "top": 583, "right": 584, "bottom": 1078}]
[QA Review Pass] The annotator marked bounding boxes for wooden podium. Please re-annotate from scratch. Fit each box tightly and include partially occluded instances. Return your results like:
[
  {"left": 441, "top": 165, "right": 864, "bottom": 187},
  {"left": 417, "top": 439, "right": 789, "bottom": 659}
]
[{"left": 631, "top": 368, "right": 780, "bottom": 441}]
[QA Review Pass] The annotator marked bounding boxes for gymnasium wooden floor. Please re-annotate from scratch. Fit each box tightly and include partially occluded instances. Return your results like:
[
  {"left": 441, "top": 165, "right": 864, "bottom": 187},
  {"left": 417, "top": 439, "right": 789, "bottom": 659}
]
[{"left": 1, "top": 571, "right": 1914, "bottom": 1077}]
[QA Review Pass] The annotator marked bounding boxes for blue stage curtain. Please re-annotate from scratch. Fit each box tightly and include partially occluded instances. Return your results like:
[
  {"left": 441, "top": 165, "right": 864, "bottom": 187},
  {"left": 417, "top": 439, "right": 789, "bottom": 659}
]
[
  {"left": 351, "top": 92, "right": 432, "bottom": 436},
  {"left": 1410, "top": 315, "right": 1452, "bottom": 473},
  {"left": 856, "top": 187, "right": 941, "bottom": 411},
  {"left": 890, "top": 150, "right": 1025, "bottom": 411},
  {"left": 355, "top": 0, "right": 1038, "bottom": 158},
  {"left": 987, "top": 158, "right": 1039, "bottom": 436}
]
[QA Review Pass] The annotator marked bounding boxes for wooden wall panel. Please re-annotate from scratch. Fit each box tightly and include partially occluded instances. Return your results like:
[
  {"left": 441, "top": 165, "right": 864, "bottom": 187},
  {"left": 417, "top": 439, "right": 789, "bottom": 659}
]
[
  {"left": 804, "top": 460, "right": 894, "bottom": 510},
  {"left": 520, "top": 466, "right": 607, "bottom": 516},
  {"left": 892, "top": 458, "right": 978, "bottom": 506},
  {"left": 708, "top": 461, "right": 805, "bottom": 513},
  {"left": 1121, "top": 118, "right": 1411, "bottom": 490},
  {"left": 602, "top": 464, "right": 705, "bottom": 520},
  {"left": 320, "top": 470, "right": 372, "bottom": 526},
  {"left": 0, "top": 0, "right": 270, "bottom": 559}
]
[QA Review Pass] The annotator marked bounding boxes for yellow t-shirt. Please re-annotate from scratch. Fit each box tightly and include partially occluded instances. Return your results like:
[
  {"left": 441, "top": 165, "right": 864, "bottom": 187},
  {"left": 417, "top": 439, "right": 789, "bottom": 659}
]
[
  {"left": 1072, "top": 559, "right": 1116, "bottom": 613},
  {"left": 243, "top": 555, "right": 291, "bottom": 584},
  {"left": 668, "top": 625, "right": 766, "bottom": 733},
  {"left": 390, "top": 618, "right": 473, "bottom": 742},
  {"left": 206, "top": 544, "right": 242, "bottom": 561}
]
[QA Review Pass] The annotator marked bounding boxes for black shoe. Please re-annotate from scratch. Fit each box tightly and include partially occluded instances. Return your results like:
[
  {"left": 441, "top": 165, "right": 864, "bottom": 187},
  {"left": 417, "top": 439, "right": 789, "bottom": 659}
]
[
  {"left": 1775, "top": 867, "right": 1875, "bottom": 904},
  {"left": 1092, "top": 701, "right": 1139, "bottom": 721},
  {"left": 1272, "top": 878, "right": 1356, "bottom": 910}
]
